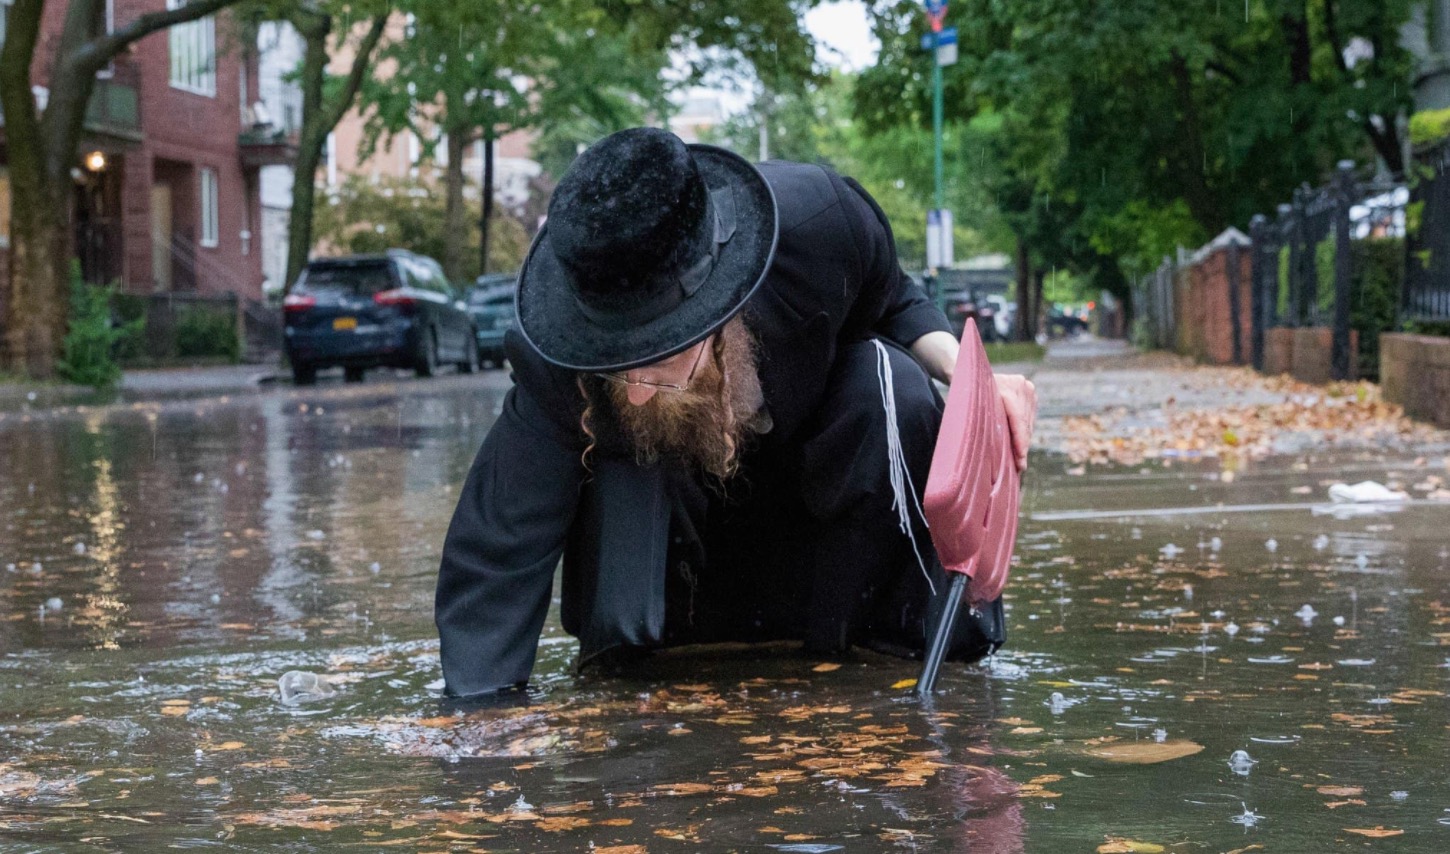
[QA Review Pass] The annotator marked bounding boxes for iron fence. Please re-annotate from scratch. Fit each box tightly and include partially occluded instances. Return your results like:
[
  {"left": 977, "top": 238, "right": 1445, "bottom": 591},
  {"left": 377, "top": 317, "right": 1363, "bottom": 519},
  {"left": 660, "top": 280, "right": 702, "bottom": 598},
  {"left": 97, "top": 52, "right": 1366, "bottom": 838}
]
[{"left": 1249, "top": 162, "right": 1408, "bottom": 380}]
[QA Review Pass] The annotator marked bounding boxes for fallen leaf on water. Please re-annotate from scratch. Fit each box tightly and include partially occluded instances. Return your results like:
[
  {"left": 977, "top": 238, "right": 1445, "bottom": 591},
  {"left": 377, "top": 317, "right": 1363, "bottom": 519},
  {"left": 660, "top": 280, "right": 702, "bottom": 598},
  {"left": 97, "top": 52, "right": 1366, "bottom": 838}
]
[
  {"left": 1325, "top": 799, "right": 1366, "bottom": 809},
  {"left": 1082, "top": 739, "right": 1203, "bottom": 764},
  {"left": 535, "top": 816, "right": 591, "bottom": 832},
  {"left": 812, "top": 663, "right": 841, "bottom": 673},
  {"left": 594, "top": 846, "right": 647, "bottom": 854},
  {"left": 209, "top": 742, "right": 246, "bottom": 752},
  {"left": 1223, "top": 847, "right": 1264, "bottom": 854},
  {"left": 195, "top": 777, "right": 219, "bottom": 786},
  {"left": 891, "top": 678, "right": 918, "bottom": 689},
  {"left": 1097, "top": 839, "right": 1165, "bottom": 853},
  {"left": 1344, "top": 827, "right": 1404, "bottom": 838},
  {"left": 650, "top": 782, "right": 712, "bottom": 796},
  {"left": 1316, "top": 786, "right": 1364, "bottom": 797},
  {"left": 1011, "top": 727, "right": 1043, "bottom": 735}
]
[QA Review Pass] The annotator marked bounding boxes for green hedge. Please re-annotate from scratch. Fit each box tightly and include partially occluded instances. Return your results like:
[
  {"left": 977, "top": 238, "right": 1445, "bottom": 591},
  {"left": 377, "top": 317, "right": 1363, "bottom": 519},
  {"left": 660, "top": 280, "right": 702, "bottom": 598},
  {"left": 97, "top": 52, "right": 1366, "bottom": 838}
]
[
  {"left": 1350, "top": 239, "right": 1405, "bottom": 380},
  {"left": 175, "top": 307, "right": 241, "bottom": 361}
]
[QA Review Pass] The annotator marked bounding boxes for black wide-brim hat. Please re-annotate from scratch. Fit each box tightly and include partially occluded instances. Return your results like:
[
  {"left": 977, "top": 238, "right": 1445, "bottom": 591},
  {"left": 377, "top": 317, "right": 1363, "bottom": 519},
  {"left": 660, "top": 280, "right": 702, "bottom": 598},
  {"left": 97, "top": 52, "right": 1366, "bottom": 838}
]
[{"left": 516, "top": 128, "right": 778, "bottom": 372}]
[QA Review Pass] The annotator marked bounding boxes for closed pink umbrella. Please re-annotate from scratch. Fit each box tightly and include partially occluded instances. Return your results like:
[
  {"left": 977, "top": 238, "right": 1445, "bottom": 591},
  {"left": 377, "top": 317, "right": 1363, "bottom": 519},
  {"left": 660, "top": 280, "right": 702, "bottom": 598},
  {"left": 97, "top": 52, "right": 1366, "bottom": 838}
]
[{"left": 916, "top": 323, "right": 1022, "bottom": 694}]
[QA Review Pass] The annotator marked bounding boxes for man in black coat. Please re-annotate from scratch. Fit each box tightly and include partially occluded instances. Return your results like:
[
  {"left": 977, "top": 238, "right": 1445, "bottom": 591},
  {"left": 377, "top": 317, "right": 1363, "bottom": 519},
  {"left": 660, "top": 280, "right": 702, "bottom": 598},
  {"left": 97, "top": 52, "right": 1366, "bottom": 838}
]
[{"left": 436, "top": 128, "right": 1036, "bottom": 701}]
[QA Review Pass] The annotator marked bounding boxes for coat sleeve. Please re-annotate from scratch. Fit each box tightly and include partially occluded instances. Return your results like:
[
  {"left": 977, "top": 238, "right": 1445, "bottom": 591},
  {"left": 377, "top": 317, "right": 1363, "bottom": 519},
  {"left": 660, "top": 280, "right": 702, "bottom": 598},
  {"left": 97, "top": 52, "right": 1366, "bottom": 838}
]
[
  {"left": 435, "top": 333, "right": 584, "bottom": 698},
  {"left": 839, "top": 176, "right": 952, "bottom": 347}
]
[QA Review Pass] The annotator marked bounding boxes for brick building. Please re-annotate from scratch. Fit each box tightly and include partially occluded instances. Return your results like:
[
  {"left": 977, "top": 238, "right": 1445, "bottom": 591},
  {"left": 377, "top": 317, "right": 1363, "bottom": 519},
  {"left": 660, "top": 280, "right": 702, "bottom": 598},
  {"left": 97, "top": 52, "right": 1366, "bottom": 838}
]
[{"left": 0, "top": 1, "right": 288, "bottom": 302}]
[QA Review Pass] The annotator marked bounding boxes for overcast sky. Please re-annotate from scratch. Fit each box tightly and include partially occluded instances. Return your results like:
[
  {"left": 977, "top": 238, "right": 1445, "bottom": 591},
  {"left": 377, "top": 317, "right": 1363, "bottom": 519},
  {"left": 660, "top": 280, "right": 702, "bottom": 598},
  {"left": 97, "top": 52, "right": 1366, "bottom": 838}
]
[
  {"left": 694, "top": 1, "right": 880, "bottom": 115},
  {"left": 805, "top": 1, "right": 880, "bottom": 71}
]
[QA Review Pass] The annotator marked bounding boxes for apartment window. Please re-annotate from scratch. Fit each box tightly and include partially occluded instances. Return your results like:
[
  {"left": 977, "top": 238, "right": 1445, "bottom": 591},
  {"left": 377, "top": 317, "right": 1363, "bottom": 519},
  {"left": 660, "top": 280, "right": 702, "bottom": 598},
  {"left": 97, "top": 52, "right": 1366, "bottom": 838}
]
[
  {"left": 199, "top": 168, "right": 218, "bottom": 247},
  {"left": 168, "top": 0, "right": 216, "bottom": 96}
]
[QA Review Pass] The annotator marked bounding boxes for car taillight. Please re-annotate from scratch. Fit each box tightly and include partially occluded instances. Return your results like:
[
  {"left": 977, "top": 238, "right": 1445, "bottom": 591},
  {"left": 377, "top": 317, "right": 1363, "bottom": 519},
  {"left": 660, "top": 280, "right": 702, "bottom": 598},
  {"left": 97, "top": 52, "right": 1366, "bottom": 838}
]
[
  {"left": 283, "top": 293, "right": 316, "bottom": 312},
  {"left": 373, "top": 289, "right": 417, "bottom": 309}
]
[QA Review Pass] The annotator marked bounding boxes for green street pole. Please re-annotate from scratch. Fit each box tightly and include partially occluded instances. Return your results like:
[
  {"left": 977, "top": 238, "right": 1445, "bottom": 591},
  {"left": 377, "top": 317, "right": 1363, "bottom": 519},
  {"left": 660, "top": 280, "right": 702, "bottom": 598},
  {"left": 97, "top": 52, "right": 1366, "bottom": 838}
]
[
  {"left": 931, "top": 24, "right": 945, "bottom": 315},
  {"left": 932, "top": 31, "right": 944, "bottom": 213}
]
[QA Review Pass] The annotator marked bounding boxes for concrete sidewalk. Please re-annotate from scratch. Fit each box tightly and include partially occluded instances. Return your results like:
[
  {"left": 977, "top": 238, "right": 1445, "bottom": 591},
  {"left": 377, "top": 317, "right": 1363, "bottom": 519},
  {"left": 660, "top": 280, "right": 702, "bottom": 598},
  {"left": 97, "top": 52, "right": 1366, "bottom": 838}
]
[{"left": 119, "top": 363, "right": 283, "bottom": 397}]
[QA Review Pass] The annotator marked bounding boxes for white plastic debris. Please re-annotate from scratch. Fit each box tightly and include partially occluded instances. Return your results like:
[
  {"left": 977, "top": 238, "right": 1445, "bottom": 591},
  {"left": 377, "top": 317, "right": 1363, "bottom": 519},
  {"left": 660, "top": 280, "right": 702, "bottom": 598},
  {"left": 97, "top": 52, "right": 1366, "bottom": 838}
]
[
  {"left": 1264, "top": 538, "right": 1278, "bottom": 552},
  {"left": 1159, "top": 543, "right": 1183, "bottom": 559},
  {"left": 1224, "top": 621, "right": 1240, "bottom": 637},
  {"left": 72, "top": 542, "right": 86, "bottom": 555},
  {"left": 1295, "top": 604, "right": 1318, "bottom": 624},
  {"left": 44, "top": 597, "right": 63, "bottom": 611},
  {"left": 1328, "top": 481, "right": 1409, "bottom": 503},
  {"left": 278, "top": 671, "right": 338, "bottom": 706},
  {"left": 1313, "top": 534, "right": 1330, "bottom": 550},
  {"left": 1227, "top": 750, "right": 1256, "bottom": 776}
]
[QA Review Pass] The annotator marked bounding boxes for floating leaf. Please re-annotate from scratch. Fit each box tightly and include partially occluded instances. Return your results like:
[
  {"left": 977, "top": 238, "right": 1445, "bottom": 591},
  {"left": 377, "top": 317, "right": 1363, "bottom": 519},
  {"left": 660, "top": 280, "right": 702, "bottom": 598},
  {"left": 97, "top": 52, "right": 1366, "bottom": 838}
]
[
  {"left": 1082, "top": 739, "right": 1203, "bottom": 764},
  {"left": 812, "top": 663, "right": 841, "bottom": 673},
  {"left": 1316, "top": 786, "right": 1364, "bottom": 797},
  {"left": 1098, "top": 839, "right": 1165, "bottom": 853},
  {"left": 1344, "top": 827, "right": 1404, "bottom": 838},
  {"left": 891, "top": 678, "right": 918, "bottom": 689}
]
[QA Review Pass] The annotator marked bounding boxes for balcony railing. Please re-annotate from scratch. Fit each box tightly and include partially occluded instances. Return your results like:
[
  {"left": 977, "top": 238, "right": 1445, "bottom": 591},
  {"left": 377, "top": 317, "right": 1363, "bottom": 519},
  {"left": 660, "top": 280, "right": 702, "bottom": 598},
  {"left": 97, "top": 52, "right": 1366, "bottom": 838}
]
[
  {"left": 84, "top": 77, "right": 142, "bottom": 140},
  {"left": 238, "top": 125, "right": 298, "bottom": 168}
]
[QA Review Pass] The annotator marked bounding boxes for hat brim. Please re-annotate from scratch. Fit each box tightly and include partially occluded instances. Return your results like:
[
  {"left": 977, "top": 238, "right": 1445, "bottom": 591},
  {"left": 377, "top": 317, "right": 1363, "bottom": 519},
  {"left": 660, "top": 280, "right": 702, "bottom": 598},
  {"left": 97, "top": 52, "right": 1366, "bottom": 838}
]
[{"left": 515, "top": 144, "right": 778, "bottom": 372}]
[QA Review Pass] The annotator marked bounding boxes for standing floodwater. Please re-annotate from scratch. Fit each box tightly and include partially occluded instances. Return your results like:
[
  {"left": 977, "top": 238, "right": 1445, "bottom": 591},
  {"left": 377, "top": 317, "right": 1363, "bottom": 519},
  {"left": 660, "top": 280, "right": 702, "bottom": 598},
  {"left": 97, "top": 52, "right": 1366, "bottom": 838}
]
[{"left": 2, "top": 359, "right": 1449, "bottom": 850}]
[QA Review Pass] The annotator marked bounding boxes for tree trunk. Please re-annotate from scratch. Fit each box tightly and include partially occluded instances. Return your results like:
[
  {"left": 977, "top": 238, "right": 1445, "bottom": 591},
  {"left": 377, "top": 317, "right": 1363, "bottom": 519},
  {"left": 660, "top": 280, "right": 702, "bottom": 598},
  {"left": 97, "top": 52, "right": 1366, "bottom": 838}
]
[
  {"left": 1168, "top": 52, "right": 1223, "bottom": 232},
  {"left": 442, "top": 126, "right": 469, "bottom": 281},
  {"left": 284, "top": 18, "right": 331, "bottom": 292},
  {"left": 480, "top": 127, "right": 495, "bottom": 275},
  {"left": 1032, "top": 267, "right": 1046, "bottom": 338},
  {"left": 283, "top": 13, "right": 387, "bottom": 292},
  {"left": 5, "top": 195, "right": 70, "bottom": 378},
  {"left": 1013, "top": 235, "right": 1033, "bottom": 342}
]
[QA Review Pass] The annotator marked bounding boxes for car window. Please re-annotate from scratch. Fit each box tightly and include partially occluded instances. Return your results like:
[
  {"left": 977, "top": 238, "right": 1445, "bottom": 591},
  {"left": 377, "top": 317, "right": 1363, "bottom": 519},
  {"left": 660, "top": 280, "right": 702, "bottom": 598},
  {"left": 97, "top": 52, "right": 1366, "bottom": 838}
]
[{"left": 297, "top": 262, "right": 394, "bottom": 296}]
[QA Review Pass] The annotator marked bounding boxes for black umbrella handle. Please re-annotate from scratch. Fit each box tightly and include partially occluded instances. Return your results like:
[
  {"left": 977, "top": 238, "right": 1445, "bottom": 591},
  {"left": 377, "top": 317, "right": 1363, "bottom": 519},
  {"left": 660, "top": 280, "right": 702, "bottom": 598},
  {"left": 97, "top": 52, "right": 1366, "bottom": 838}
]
[{"left": 916, "top": 572, "right": 970, "bottom": 696}]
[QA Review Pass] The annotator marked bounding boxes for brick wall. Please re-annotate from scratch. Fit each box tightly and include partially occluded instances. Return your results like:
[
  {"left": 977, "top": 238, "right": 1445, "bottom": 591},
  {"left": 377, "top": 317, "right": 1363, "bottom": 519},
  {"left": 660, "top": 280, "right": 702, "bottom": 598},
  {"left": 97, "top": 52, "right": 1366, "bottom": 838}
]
[
  {"left": 12, "top": 1, "right": 264, "bottom": 301},
  {"left": 1172, "top": 241, "right": 1253, "bottom": 365},
  {"left": 1381, "top": 333, "right": 1450, "bottom": 427}
]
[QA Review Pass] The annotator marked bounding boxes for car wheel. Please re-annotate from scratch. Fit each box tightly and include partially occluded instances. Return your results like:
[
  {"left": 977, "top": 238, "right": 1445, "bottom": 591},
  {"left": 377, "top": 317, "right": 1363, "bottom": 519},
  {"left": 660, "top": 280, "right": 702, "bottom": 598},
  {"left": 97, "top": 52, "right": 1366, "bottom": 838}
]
[
  {"left": 415, "top": 329, "right": 439, "bottom": 378},
  {"left": 344, "top": 366, "right": 366, "bottom": 383},
  {"left": 458, "top": 334, "right": 479, "bottom": 374},
  {"left": 292, "top": 362, "right": 317, "bottom": 386}
]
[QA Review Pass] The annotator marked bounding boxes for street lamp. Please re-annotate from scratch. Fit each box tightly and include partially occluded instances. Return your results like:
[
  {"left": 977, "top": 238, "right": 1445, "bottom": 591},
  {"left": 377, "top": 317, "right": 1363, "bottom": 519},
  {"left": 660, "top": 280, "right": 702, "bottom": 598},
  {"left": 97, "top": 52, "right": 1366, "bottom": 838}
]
[{"left": 84, "top": 151, "right": 107, "bottom": 172}]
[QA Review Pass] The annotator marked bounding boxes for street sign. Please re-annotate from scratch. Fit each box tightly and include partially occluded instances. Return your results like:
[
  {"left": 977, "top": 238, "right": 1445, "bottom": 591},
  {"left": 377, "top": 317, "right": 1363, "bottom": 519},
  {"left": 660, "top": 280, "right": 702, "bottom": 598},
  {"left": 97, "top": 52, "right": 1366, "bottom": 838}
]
[
  {"left": 926, "top": 209, "right": 954, "bottom": 269},
  {"left": 924, "top": 0, "right": 947, "bottom": 15},
  {"left": 937, "top": 42, "right": 958, "bottom": 66},
  {"left": 920, "top": 27, "right": 956, "bottom": 50}
]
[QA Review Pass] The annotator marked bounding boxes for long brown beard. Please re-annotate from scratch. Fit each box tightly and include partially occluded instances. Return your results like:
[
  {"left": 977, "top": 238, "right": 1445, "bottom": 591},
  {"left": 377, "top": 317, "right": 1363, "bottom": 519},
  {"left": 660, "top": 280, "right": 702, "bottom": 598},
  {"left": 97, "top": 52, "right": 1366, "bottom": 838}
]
[{"left": 601, "top": 317, "right": 761, "bottom": 480}]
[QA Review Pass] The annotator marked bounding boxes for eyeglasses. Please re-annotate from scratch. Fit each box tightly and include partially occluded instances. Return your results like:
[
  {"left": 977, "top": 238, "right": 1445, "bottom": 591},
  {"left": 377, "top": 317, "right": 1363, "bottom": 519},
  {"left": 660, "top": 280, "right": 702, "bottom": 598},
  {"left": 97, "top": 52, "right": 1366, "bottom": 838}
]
[{"left": 596, "top": 340, "right": 709, "bottom": 393}]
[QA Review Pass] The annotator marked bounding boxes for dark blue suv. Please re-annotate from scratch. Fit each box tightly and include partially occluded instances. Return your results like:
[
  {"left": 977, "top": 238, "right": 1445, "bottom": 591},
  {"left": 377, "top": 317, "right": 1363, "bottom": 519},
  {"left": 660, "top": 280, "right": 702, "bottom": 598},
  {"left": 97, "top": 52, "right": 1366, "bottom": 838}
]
[
  {"left": 283, "top": 250, "right": 479, "bottom": 385},
  {"left": 466, "top": 273, "right": 518, "bottom": 368}
]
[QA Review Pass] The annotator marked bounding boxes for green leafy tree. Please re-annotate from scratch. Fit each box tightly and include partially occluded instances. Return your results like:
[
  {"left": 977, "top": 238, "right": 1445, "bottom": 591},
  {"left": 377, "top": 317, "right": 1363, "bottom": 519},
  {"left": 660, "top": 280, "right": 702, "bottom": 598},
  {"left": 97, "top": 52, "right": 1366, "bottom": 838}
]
[
  {"left": 313, "top": 176, "right": 531, "bottom": 279},
  {"left": 855, "top": 0, "right": 1418, "bottom": 331},
  {"left": 276, "top": 1, "right": 390, "bottom": 291},
  {"left": 359, "top": 0, "right": 818, "bottom": 281}
]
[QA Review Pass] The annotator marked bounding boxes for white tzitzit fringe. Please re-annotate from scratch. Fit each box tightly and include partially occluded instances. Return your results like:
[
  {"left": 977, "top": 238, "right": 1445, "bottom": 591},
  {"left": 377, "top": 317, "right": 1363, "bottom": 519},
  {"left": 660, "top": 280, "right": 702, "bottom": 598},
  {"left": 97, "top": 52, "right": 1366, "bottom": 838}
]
[{"left": 872, "top": 339, "right": 936, "bottom": 596}]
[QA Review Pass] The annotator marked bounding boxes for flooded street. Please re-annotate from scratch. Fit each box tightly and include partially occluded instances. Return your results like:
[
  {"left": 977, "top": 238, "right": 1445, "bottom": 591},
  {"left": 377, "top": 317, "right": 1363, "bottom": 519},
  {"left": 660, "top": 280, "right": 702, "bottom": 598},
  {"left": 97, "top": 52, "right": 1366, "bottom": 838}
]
[{"left": 2, "top": 363, "right": 1450, "bottom": 851}]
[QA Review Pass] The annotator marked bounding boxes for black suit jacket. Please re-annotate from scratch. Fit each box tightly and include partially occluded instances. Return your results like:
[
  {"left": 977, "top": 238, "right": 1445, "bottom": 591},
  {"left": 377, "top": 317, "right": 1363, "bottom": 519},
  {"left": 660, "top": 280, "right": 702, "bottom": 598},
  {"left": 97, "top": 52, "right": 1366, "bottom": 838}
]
[{"left": 435, "top": 161, "right": 951, "bottom": 698}]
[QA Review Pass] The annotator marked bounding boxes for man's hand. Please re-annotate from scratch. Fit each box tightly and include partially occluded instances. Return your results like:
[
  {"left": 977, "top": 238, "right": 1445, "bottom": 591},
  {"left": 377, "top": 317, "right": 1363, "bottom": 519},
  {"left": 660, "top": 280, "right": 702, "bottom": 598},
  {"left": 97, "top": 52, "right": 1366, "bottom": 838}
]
[{"left": 995, "top": 374, "right": 1036, "bottom": 473}]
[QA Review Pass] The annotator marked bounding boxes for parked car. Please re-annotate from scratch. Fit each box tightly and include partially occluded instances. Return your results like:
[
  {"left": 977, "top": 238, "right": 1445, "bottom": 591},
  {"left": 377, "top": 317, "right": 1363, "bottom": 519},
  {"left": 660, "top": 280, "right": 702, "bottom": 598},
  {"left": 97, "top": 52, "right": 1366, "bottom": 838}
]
[
  {"left": 282, "top": 250, "right": 479, "bottom": 385},
  {"left": 943, "top": 288, "right": 1002, "bottom": 342},
  {"left": 985, "top": 295, "right": 1015, "bottom": 340},
  {"left": 1046, "top": 303, "right": 1089, "bottom": 338},
  {"left": 466, "top": 272, "right": 518, "bottom": 368}
]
